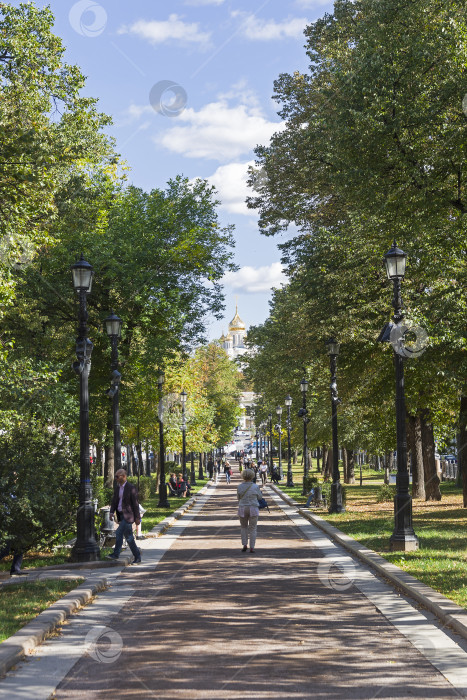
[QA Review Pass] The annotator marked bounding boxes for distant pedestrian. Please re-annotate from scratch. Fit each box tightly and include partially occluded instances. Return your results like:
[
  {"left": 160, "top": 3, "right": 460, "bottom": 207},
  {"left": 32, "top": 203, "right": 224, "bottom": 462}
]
[
  {"left": 107, "top": 469, "right": 142, "bottom": 564},
  {"left": 259, "top": 460, "right": 268, "bottom": 485},
  {"left": 207, "top": 458, "right": 214, "bottom": 479},
  {"left": 224, "top": 462, "right": 232, "bottom": 483},
  {"left": 236, "top": 468, "right": 263, "bottom": 553}
]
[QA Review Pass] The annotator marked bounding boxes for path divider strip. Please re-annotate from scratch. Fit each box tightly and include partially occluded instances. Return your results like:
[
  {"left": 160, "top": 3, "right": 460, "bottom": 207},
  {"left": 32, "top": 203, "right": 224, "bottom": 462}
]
[{"left": 268, "top": 483, "right": 467, "bottom": 642}]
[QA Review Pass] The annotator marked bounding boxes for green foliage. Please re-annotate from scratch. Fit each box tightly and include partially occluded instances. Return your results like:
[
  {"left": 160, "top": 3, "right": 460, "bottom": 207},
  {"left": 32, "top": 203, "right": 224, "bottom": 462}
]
[
  {"left": 0, "top": 420, "right": 79, "bottom": 552},
  {"left": 303, "top": 476, "right": 318, "bottom": 492},
  {"left": 127, "top": 476, "right": 153, "bottom": 503}
]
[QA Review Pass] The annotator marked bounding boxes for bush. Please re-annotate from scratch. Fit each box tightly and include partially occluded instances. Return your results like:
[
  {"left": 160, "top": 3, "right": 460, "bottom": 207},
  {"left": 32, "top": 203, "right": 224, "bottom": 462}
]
[
  {"left": 128, "top": 476, "right": 152, "bottom": 503},
  {"left": 377, "top": 484, "right": 396, "bottom": 503},
  {"left": 0, "top": 420, "right": 80, "bottom": 552},
  {"left": 320, "top": 481, "right": 347, "bottom": 506},
  {"left": 303, "top": 475, "right": 318, "bottom": 492},
  {"left": 94, "top": 477, "right": 113, "bottom": 509}
]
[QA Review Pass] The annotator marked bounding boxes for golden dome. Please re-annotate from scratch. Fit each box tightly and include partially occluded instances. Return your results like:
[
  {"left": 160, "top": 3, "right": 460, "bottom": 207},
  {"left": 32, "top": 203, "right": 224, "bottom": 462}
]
[
  {"left": 228, "top": 305, "right": 246, "bottom": 332},
  {"left": 226, "top": 332, "right": 233, "bottom": 341}
]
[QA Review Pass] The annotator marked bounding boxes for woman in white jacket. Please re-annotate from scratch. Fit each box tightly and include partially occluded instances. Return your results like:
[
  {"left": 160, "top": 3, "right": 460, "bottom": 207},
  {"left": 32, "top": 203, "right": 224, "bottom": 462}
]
[{"left": 236, "top": 468, "right": 263, "bottom": 553}]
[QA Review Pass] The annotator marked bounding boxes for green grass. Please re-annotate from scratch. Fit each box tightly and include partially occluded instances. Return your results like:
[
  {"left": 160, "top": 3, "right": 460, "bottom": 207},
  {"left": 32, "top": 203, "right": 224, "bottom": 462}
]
[
  {"left": 274, "top": 461, "right": 467, "bottom": 609},
  {"left": 0, "top": 579, "right": 84, "bottom": 642}
]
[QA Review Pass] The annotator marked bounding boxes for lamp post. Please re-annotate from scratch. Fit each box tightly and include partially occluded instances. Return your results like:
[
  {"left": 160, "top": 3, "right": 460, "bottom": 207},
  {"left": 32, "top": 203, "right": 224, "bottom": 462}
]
[
  {"left": 285, "top": 394, "right": 294, "bottom": 487},
  {"left": 255, "top": 432, "right": 259, "bottom": 462},
  {"left": 157, "top": 371, "right": 169, "bottom": 507},
  {"left": 104, "top": 310, "right": 123, "bottom": 477},
  {"left": 299, "top": 377, "right": 309, "bottom": 494},
  {"left": 70, "top": 255, "right": 99, "bottom": 562},
  {"left": 268, "top": 412, "right": 273, "bottom": 476},
  {"left": 180, "top": 390, "right": 187, "bottom": 482},
  {"left": 383, "top": 242, "right": 419, "bottom": 551},
  {"left": 276, "top": 405, "right": 283, "bottom": 479},
  {"left": 326, "top": 338, "right": 345, "bottom": 514},
  {"left": 198, "top": 452, "right": 204, "bottom": 480}
]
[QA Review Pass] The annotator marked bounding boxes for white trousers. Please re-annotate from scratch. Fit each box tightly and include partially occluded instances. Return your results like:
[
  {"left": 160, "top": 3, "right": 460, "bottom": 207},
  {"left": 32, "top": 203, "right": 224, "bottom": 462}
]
[{"left": 239, "top": 507, "right": 258, "bottom": 548}]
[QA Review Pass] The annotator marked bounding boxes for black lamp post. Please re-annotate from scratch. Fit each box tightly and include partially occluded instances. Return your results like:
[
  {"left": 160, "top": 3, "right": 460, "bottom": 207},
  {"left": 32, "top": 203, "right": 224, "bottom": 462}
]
[
  {"left": 104, "top": 311, "right": 123, "bottom": 477},
  {"left": 299, "top": 377, "right": 309, "bottom": 494},
  {"left": 268, "top": 412, "right": 273, "bottom": 476},
  {"left": 180, "top": 390, "right": 187, "bottom": 482},
  {"left": 276, "top": 405, "right": 283, "bottom": 479},
  {"left": 326, "top": 338, "right": 345, "bottom": 514},
  {"left": 198, "top": 452, "right": 204, "bottom": 480},
  {"left": 255, "top": 431, "right": 259, "bottom": 462},
  {"left": 70, "top": 255, "right": 99, "bottom": 562},
  {"left": 383, "top": 242, "right": 419, "bottom": 551},
  {"left": 157, "top": 371, "right": 169, "bottom": 507},
  {"left": 285, "top": 394, "right": 294, "bottom": 487}
]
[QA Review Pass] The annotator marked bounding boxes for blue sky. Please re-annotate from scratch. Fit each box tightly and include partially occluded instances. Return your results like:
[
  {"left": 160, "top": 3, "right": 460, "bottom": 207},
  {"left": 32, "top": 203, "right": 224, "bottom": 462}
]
[{"left": 15, "top": 0, "right": 334, "bottom": 339}]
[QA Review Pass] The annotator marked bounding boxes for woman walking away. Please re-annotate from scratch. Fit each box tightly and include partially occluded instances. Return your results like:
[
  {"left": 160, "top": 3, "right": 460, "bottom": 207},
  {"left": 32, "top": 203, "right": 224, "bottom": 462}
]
[{"left": 237, "top": 468, "right": 263, "bottom": 553}]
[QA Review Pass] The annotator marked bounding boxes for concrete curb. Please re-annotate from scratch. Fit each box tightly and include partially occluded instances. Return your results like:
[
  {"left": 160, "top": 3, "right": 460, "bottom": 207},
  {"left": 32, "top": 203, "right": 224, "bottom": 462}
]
[
  {"left": 0, "top": 481, "right": 214, "bottom": 678},
  {"left": 0, "top": 572, "right": 110, "bottom": 677},
  {"left": 269, "top": 484, "right": 467, "bottom": 642}
]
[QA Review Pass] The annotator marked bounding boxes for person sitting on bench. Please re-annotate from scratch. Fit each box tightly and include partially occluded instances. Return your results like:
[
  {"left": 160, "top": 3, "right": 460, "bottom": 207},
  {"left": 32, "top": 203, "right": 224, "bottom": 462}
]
[{"left": 167, "top": 473, "right": 178, "bottom": 496}]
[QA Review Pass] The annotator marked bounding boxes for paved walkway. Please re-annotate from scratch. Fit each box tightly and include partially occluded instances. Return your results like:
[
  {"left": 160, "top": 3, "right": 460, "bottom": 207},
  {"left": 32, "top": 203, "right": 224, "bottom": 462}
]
[{"left": 2, "top": 473, "right": 467, "bottom": 699}]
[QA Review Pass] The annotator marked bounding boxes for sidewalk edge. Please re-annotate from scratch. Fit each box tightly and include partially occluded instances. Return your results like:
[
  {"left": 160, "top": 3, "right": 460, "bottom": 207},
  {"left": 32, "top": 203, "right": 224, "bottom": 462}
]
[
  {"left": 0, "top": 573, "right": 110, "bottom": 678},
  {"left": 269, "top": 484, "right": 467, "bottom": 642}
]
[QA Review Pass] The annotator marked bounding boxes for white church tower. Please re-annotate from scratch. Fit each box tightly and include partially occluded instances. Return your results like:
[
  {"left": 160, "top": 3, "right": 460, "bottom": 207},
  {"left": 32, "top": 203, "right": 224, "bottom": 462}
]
[{"left": 220, "top": 305, "right": 247, "bottom": 360}]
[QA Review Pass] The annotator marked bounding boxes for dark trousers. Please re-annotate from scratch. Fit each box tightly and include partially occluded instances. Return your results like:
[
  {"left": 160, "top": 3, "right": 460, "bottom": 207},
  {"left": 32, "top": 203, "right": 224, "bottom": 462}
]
[
  {"left": 0, "top": 544, "right": 23, "bottom": 573},
  {"left": 114, "top": 517, "right": 140, "bottom": 558}
]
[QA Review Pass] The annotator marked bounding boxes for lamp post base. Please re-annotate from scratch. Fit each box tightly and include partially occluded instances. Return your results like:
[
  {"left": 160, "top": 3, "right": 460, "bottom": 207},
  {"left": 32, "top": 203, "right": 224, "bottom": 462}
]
[
  {"left": 71, "top": 542, "right": 100, "bottom": 563},
  {"left": 157, "top": 482, "right": 170, "bottom": 509},
  {"left": 389, "top": 534, "right": 419, "bottom": 551},
  {"left": 328, "top": 482, "right": 346, "bottom": 514}
]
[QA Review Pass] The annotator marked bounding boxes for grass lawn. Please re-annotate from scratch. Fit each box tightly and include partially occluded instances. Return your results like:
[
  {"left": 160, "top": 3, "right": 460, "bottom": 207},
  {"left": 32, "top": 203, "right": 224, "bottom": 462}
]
[
  {"left": 0, "top": 578, "right": 84, "bottom": 642},
  {"left": 275, "top": 460, "right": 467, "bottom": 610}
]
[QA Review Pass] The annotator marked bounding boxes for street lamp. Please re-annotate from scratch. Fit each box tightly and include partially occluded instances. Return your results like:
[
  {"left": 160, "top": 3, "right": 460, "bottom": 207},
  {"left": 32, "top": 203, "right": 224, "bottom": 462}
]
[
  {"left": 268, "top": 412, "right": 273, "bottom": 476},
  {"left": 285, "top": 394, "right": 294, "bottom": 487},
  {"left": 70, "top": 255, "right": 99, "bottom": 562},
  {"left": 382, "top": 241, "right": 419, "bottom": 551},
  {"left": 180, "top": 390, "right": 187, "bottom": 482},
  {"left": 255, "top": 431, "right": 259, "bottom": 462},
  {"left": 157, "top": 371, "right": 169, "bottom": 507},
  {"left": 299, "top": 377, "right": 309, "bottom": 494},
  {"left": 104, "top": 310, "right": 122, "bottom": 479},
  {"left": 326, "top": 338, "right": 345, "bottom": 514},
  {"left": 276, "top": 405, "right": 283, "bottom": 479}
]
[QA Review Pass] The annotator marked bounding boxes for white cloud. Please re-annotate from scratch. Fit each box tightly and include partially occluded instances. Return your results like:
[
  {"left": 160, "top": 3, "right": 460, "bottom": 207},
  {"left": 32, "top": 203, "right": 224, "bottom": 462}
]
[
  {"left": 118, "top": 14, "right": 211, "bottom": 46},
  {"left": 295, "top": 0, "right": 333, "bottom": 7},
  {"left": 232, "top": 12, "right": 308, "bottom": 40},
  {"left": 222, "top": 263, "right": 287, "bottom": 293},
  {"left": 156, "top": 100, "right": 284, "bottom": 161},
  {"left": 206, "top": 161, "right": 255, "bottom": 215}
]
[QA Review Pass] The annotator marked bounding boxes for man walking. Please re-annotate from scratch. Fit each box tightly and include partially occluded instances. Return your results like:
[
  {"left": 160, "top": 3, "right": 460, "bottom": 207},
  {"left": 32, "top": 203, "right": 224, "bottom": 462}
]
[{"left": 107, "top": 469, "right": 142, "bottom": 564}]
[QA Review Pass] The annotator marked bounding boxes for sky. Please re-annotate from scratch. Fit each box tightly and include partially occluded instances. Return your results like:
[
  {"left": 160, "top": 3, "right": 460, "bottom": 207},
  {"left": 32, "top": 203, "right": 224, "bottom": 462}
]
[{"left": 13, "top": 0, "right": 334, "bottom": 339}]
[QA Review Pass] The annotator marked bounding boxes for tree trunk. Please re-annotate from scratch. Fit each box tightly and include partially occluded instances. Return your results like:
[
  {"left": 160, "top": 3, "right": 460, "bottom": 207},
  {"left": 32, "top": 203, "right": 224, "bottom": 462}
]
[
  {"left": 324, "top": 448, "right": 332, "bottom": 480},
  {"left": 96, "top": 442, "right": 103, "bottom": 477},
  {"left": 408, "top": 414, "right": 425, "bottom": 500},
  {"left": 421, "top": 411, "right": 442, "bottom": 500},
  {"left": 342, "top": 447, "right": 348, "bottom": 483},
  {"left": 384, "top": 451, "right": 394, "bottom": 485},
  {"left": 104, "top": 442, "right": 115, "bottom": 488},
  {"left": 459, "top": 395, "right": 467, "bottom": 507},
  {"left": 346, "top": 448, "right": 355, "bottom": 484},
  {"left": 321, "top": 445, "right": 328, "bottom": 477},
  {"left": 145, "top": 440, "right": 151, "bottom": 476},
  {"left": 127, "top": 445, "right": 133, "bottom": 476},
  {"left": 316, "top": 446, "right": 320, "bottom": 472},
  {"left": 137, "top": 442, "right": 143, "bottom": 477},
  {"left": 293, "top": 449, "right": 298, "bottom": 465}
]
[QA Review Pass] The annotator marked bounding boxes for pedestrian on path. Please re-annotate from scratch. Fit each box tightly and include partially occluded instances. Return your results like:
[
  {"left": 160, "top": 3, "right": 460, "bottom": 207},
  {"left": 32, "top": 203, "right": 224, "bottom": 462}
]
[
  {"left": 107, "top": 469, "right": 142, "bottom": 564},
  {"left": 224, "top": 462, "right": 232, "bottom": 483},
  {"left": 236, "top": 468, "right": 263, "bottom": 553},
  {"left": 259, "top": 460, "right": 268, "bottom": 485}
]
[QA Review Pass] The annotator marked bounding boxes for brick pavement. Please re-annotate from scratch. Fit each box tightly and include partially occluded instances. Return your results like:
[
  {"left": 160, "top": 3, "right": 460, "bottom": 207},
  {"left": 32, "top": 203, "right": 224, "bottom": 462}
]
[{"left": 44, "top": 473, "right": 465, "bottom": 699}]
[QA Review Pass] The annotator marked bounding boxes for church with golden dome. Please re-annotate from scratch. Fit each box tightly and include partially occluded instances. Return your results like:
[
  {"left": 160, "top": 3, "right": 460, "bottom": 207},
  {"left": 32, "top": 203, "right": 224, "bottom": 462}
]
[{"left": 220, "top": 305, "right": 247, "bottom": 360}]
